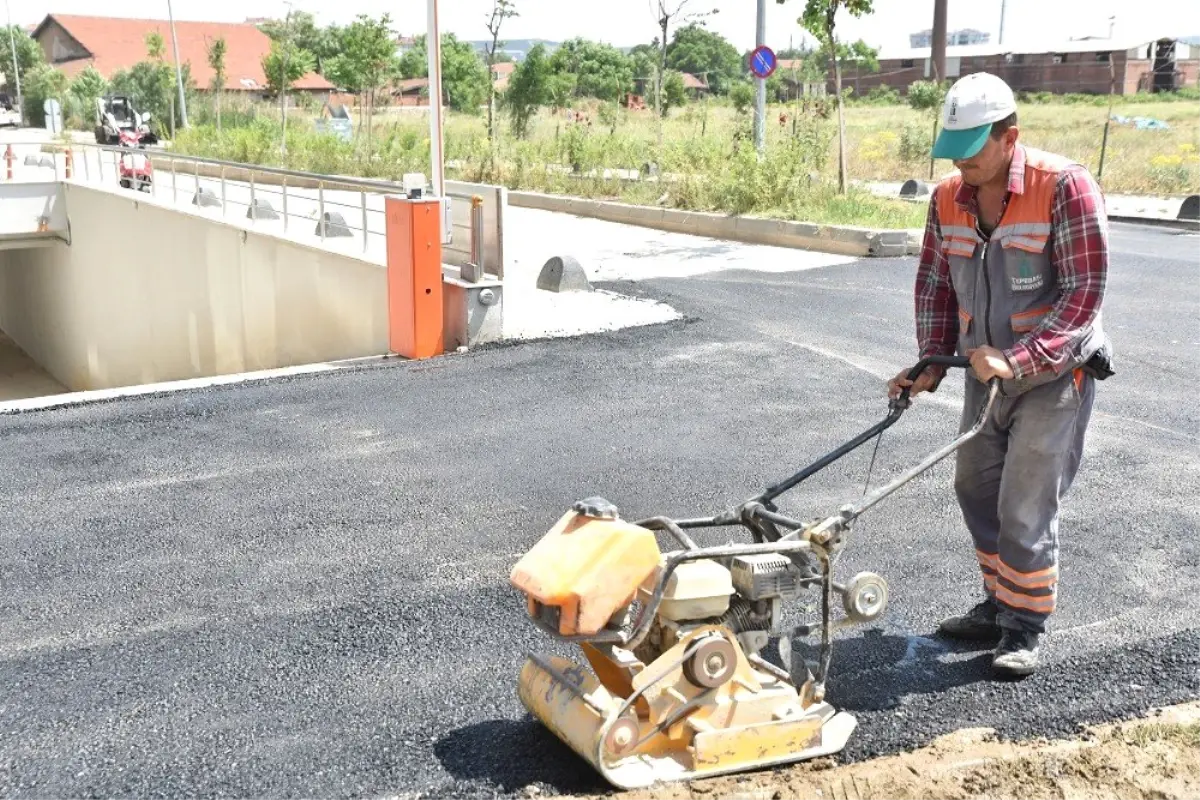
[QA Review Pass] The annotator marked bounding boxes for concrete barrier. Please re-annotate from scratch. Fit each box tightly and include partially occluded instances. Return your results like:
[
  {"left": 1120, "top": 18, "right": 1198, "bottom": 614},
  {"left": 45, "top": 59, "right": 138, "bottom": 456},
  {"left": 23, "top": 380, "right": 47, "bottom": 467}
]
[
  {"left": 507, "top": 190, "right": 911, "bottom": 257},
  {"left": 0, "top": 183, "right": 389, "bottom": 392}
]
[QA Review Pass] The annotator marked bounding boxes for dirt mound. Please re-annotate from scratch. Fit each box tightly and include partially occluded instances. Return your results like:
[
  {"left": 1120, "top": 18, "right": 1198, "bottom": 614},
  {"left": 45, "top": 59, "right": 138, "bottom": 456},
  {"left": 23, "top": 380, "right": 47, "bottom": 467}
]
[{"left": 547, "top": 702, "right": 1200, "bottom": 800}]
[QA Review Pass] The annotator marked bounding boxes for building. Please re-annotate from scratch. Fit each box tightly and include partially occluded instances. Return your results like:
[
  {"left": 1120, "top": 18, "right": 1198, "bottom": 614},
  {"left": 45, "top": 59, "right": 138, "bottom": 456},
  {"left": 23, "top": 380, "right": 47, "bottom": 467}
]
[
  {"left": 491, "top": 61, "right": 515, "bottom": 92},
  {"left": 836, "top": 37, "right": 1199, "bottom": 96},
  {"left": 910, "top": 28, "right": 991, "bottom": 48},
  {"left": 30, "top": 14, "right": 334, "bottom": 98},
  {"left": 775, "top": 59, "right": 827, "bottom": 99}
]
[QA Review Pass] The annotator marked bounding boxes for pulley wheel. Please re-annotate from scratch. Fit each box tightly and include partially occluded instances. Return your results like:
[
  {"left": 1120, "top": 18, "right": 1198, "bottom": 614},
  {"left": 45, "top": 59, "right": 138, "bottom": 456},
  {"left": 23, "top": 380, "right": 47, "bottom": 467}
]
[
  {"left": 602, "top": 715, "right": 640, "bottom": 757},
  {"left": 842, "top": 572, "right": 889, "bottom": 623},
  {"left": 684, "top": 635, "right": 736, "bottom": 688}
]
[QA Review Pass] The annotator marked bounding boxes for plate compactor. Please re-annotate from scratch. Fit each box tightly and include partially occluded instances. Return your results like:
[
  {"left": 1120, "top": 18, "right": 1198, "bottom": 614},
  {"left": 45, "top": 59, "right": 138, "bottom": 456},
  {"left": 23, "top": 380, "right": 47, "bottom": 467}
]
[{"left": 510, "top": 357, "right": 1000, "bottom": 789}]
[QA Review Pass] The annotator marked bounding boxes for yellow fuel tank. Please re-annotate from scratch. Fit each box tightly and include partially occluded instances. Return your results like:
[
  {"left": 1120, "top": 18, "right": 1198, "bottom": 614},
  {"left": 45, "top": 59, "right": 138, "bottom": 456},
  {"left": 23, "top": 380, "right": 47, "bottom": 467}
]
[{"left": 510, "top": 503, "right": 661, "bottom": 637}]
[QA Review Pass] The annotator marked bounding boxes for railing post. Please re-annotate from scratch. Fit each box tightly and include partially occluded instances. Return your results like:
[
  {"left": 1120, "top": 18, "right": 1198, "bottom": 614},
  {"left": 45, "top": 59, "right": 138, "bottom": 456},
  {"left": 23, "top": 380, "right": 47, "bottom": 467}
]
[
  {"left": 172, "top": 159, "right": 177, "bottom": 204},
  {"left": 249, "top": 172, "right": 256, "bottom": 219},
  {"left": 318, "top": 181, "right": 326, "bottom": 240},
  {"left": 361, "top": 190, "right": 369, "bottom": 253},
  {"left": 194, "top": 161, "right": 200, "bottom": 203},
  {"left": 471, "top": 194, "right": 485, "bottom": 280},
  {"left": 220, "top": 165, "right": 227, "bottom": 216},
  {"left": 282, "top": 177, "right": 288, "bottom": 231},
  {"left": 83, "top": 147, "right": 91, "bottom": 182}
]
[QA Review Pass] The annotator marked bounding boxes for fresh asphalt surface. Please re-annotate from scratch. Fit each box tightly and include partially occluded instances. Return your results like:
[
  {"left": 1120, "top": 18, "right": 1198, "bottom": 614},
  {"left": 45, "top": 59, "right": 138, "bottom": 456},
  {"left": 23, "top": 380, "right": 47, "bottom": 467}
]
[{"left": 1, "top": 221, "right": 1197, "bottom": 798}]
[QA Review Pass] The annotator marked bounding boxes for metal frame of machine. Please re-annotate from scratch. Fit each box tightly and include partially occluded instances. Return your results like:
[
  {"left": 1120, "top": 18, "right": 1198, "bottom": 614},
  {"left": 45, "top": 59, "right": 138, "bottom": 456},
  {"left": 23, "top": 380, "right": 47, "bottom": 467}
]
[{"left": 511, "top": 356, "right": 1001, "bottom": 789}]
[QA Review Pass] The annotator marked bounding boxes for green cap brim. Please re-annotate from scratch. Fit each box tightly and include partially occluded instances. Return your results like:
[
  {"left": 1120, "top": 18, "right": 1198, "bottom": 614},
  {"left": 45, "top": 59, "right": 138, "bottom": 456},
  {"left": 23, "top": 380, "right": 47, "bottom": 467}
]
[{"left": 931, "top": 124, "right": 991, "bottom": 160}]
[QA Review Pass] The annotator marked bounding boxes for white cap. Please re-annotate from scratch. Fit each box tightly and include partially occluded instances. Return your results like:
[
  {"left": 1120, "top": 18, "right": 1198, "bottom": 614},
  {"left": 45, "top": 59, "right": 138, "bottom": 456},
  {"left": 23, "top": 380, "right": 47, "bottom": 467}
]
[{"left": 932, "top": 73, "right": 1017, "bottom": 159}]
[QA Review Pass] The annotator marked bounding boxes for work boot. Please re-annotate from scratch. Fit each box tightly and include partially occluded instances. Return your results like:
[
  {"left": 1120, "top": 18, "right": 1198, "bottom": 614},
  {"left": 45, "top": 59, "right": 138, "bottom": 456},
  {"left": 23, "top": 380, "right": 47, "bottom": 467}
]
[
  {"left": 936, "top": 599, "right": 1001, "bottom": 641},
  {"left": 992, "top": 629, "right": 1040, "bottom": 677}
]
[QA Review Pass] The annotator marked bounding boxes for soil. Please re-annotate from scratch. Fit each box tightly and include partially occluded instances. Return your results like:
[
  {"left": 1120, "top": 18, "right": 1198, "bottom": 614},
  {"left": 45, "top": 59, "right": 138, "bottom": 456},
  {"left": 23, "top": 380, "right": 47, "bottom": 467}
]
[{"left": 545, "top": 702, "right": 1200, "bottom": 800}]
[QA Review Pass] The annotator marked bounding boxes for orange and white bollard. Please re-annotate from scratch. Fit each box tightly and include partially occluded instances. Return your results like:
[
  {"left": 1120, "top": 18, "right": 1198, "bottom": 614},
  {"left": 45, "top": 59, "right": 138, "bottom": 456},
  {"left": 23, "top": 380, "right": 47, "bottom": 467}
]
[
  {"left": 65, "top": 148, "right": 74, "bottom": 179},
  {"left": 4, "top": 145, "right": 12, "bottom": 180}
]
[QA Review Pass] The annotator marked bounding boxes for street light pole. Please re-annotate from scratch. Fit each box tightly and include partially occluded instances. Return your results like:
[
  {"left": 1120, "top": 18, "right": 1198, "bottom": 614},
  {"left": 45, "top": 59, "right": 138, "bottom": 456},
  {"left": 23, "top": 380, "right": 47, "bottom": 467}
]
[
  {"left": 4, "top": 0, "right": 23, "bottom": 126},
  {"left": 166, "top": 0, "right": 189, "bottom": 129},
  {"left": 280, "top": 1, "right": 293, "bottom": 155}
]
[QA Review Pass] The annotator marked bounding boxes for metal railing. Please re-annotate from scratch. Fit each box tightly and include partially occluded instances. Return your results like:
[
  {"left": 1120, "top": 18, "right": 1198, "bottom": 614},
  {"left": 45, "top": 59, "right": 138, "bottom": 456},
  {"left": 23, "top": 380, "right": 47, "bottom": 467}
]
[{"left": 15, "top": 141, "right": 497, "bottom": 280}]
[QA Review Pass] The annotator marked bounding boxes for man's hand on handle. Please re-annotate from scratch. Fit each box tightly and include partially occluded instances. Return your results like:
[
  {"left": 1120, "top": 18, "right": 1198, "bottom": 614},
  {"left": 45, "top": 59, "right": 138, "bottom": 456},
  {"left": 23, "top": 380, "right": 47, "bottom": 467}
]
[
  {"left": 887, "top": 368, "right": 940, "bottom": 400},
  {"left": 967, "top": 346, "right": 1015, "bottom": 382}
]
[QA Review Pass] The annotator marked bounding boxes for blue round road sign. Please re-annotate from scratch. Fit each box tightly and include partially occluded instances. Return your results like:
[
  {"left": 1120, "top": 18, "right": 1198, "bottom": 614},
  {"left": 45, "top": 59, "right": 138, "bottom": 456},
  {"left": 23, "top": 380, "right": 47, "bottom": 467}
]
[{"left": 749, "top": 45, "right": 777, "bottom": 79}]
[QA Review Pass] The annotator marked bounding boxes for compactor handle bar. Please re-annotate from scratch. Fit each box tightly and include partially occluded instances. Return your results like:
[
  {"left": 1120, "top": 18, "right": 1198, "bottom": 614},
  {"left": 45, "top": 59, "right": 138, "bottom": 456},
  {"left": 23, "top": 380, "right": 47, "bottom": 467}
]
[
  {"left": 642, "top": 355, "right": 1000, "bottom": 542},
  {"left": 752, "top": 355, "right": 975, "bottom": 505}
]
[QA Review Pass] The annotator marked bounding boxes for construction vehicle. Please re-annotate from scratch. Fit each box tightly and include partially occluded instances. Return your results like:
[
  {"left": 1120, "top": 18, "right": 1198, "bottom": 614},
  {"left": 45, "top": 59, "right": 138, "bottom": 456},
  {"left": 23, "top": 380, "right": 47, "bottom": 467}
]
[
  {"left": 94, "top": 95, "right": 158, "bottom": 147},
  {"left": 0, "top": 93, "right": 20, "bottom": 128},
  {"left": 510, "top": 356, "right": 1000, "bottom": 789}
]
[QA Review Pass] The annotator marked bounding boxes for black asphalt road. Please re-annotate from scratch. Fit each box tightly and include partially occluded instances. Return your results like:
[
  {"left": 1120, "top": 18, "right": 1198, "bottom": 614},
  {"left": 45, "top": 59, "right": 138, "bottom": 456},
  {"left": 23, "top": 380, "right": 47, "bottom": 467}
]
[{"left": 1, "top": 223, "right": 1197, "bottom": 799}]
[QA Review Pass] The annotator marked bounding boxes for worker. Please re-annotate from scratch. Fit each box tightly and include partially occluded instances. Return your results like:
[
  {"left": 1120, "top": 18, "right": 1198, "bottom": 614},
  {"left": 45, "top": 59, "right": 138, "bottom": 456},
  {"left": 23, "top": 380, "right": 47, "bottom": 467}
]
[{"left": 887, "top": 72, "right": 1113, "bottom": 677}]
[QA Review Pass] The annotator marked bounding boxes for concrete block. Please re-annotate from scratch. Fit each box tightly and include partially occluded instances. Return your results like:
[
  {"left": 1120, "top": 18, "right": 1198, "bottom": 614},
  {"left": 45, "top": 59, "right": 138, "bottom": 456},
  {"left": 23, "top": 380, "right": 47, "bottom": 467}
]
[
  {"left": 317, "top": 211, "right": 353, "bottom": 237},
  {"left": 39, "top": 156, "right": 55, "bottom": 169},
  {"left": 867, "top": 230, "right": 911, "bottom": 257},
  {"left": 900, "top": 179, "right": 930, "bottom": 198},
  {"left": 24, "top": 155, "right": 40, "bottom": 167},
  {"left": 246, "top": 199, "right": 280, "bottom": 220},
  {"left": 537, "top": 255, "right": 592, "bottom": 293},
  {"left": 1179, "top": 194, "right": 1200, "bottom": 221},
  {"left": 192, "top": 187, "right": 221, "bottom": 208}
]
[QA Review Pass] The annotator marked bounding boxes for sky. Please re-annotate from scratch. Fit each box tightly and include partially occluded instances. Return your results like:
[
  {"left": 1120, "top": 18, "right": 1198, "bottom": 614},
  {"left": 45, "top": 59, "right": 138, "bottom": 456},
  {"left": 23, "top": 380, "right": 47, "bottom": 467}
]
[{"left": 9, "top": 0, "right": 1200, "bottom": 55}]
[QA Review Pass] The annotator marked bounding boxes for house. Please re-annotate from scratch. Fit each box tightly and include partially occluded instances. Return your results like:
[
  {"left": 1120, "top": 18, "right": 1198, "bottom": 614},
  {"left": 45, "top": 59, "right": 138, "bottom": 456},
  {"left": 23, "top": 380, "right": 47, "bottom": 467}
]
[
  {"left": 491, "top": 61, "right": 515, "bottom": 91},
  {"left": 834, "top": 37, "right": 1200, "bottom": 97},
  {"left": 30, "top": 13, "right": 334, "bottom": 98},
  {"left": 680, "top": 72, "right": 708, "bottom": 98}
]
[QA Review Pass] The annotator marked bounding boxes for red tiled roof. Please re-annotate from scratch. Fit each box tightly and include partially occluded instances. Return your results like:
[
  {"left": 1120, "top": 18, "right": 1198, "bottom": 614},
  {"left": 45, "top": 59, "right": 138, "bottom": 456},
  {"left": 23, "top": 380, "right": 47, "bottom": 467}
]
[
  {"left": 680, "top": 72, "right": 708, "bottom": 90},
  {"left": 32, "top": 14, "right": 333, "bottom": 92}
]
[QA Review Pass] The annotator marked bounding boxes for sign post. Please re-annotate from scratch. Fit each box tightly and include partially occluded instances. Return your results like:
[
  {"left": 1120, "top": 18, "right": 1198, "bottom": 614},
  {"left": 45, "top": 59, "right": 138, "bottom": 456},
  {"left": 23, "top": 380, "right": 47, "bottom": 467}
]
[{"left": 748, "top": 0, "right": 775, "bottom": 160}]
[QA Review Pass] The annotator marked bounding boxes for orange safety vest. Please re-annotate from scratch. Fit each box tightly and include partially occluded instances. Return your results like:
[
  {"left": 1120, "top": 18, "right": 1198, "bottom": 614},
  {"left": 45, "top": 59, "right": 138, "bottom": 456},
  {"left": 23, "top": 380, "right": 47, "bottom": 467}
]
[{"left": 935, "top": 146, "right": 1105, "bottom": 395}]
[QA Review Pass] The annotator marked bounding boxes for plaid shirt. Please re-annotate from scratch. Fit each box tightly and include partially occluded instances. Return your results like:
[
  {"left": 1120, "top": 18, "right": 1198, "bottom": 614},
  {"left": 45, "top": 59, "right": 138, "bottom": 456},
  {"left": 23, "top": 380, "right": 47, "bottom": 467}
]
[{"left": 915, "top": 145, "right": 1109, "bottom": 380}]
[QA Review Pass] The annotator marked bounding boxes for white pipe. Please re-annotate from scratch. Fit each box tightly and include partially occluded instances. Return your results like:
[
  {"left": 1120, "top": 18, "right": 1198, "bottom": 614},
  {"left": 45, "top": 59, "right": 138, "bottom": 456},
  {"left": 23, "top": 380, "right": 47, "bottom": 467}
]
[{"left": 426, "top": 0, "right": 445, "bottom": 199}]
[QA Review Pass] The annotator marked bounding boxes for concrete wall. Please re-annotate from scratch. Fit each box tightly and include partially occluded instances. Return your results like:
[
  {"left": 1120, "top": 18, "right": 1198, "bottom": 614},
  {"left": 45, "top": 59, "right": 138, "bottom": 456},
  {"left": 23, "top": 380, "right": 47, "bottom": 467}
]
[{"left": 0, "top": 183, "right": 388, "bottom": 392}]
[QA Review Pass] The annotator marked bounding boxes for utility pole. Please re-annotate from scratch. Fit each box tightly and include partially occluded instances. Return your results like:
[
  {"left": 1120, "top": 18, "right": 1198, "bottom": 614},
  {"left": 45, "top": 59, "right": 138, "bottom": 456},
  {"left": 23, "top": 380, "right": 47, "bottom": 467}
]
[
  {"left": 166, "top": 0, "right": 189, "bottom": 129},
  {"left": 998, "top": 0, "right": 1006, "bottom": 45},
  {"left": 931, "top": 0, "right": 947, "bottom": 82},
  {"left": 280, "top": 1, "right": 293, "bottom": 155},
  {"left": 4, "top": 0, "right": 22, "bottom": 126},
  {"left": 427, "top": 0, "right": 445, "bottom": 199},
  {"left": 753, "top": 0, "right": 766, "bottom": 156}
]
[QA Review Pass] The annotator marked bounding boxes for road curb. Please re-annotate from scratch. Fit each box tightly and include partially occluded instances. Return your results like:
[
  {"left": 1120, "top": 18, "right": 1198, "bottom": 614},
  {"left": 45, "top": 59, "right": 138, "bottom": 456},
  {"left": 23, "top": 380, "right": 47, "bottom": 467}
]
[
  {"left": 1107, "top": 214, "right": 1200, "bottom": 231},
  {"left": 507, "top": 190, "right": 914, "bottom": 258}
]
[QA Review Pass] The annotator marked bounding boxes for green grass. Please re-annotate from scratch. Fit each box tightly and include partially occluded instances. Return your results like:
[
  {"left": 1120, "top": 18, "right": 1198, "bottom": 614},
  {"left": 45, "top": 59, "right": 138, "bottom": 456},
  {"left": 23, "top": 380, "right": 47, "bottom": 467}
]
[{"left": 166, "top": 91, "right": 1199, "bottom": 232}]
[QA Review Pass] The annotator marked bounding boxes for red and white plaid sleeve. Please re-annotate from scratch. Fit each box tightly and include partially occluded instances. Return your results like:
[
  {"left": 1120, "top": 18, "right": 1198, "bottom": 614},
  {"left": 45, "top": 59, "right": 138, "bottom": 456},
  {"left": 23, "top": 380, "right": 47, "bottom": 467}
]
[
  {"left": 914, "top": 193, "right": 959, "bottom": 373},
  {"left": 1004, "top": 166, "right": 1109, "bottom": 379}
]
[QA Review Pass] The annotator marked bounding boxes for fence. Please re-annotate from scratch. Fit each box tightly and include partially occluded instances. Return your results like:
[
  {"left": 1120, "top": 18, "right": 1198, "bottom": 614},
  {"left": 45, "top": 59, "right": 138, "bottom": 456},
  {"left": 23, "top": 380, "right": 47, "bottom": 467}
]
[{"left": 21, "top": 142, "right": 504, "bottom": 281}]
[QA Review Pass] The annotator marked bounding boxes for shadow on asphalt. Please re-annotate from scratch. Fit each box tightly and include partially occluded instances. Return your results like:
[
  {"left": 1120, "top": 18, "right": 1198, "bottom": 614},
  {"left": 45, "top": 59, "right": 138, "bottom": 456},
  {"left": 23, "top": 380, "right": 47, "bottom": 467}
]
[
  {"left": 433, "top": 716, "right": 610, "bottom": 795},
  {"left": 820, "top": 628, "right": 994, "bottom": 712}
]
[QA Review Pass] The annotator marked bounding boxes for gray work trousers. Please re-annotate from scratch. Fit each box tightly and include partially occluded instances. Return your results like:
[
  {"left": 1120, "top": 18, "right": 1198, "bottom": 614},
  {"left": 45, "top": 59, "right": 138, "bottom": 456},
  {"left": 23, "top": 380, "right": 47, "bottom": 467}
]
[{"left": 953, "top": 369, "right": 1095, "bottom": 634}]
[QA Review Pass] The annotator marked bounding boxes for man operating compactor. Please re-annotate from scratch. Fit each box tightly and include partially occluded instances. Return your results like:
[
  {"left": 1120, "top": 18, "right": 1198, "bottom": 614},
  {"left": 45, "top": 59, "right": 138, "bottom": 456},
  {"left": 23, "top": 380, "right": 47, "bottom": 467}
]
[{"left": 888, "top": 72, "right": 1114, "bottom": 677}]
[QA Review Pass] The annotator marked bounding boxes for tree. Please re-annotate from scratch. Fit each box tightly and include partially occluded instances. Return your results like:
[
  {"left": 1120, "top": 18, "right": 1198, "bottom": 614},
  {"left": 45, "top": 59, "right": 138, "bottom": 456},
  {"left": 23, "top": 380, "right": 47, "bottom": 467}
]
[
  {"left": 21, "top": 64, "right": 67, "bottom": 126},
  {"left": 205, "top": 36, "right": 227, "bottom": 130},
  {"left": 786, "top": 0, "right": 877, "bottom": 193},
  {"left": 0, "top": 25, "right": 44, "bottom": 99},
  {"left": 729, "top": 80, "right": 754, "bottom": 114},
  {"left": 548, "top": 38, "right": 633, "bottom": 101},
  {"left": 324, "top": 15, "right": 400, "bottom": 144},
  {"left": 110, "top": 60, "right": 196, "bottom": 137},
  {"left": 504, "top": 42, "right": 550, "bottom": 139},
  {"left": 651, "top": 1, "right": 718, "bottom": 127},
  {"left": 259, "top": 11, "right": 342, "bottom": 74},
  {"left": 662, "top": 70, "right": 687, "bottom": 115},
  {"left": 908, "top": 79, "right": 946, "bottom": 179},
  {"left": 398, "top": 34, "right": 490, "bottom": 113},
  {"left": 262, "top": 39, "right": 315, "bottom": 95},
  {"left": 484, "top": 0, "right": 519, "bottom": 154},
  {"left": 666, "top": 24, "right": 740, "bottom": 95}
]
